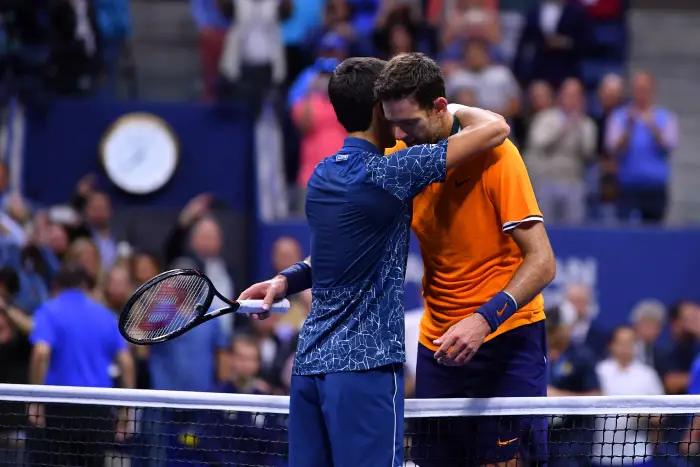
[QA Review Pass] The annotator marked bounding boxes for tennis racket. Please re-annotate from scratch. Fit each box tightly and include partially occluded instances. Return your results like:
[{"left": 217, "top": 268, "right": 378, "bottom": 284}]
[{"left": 119, "top": 269, "right": 290, "bottom": 345}]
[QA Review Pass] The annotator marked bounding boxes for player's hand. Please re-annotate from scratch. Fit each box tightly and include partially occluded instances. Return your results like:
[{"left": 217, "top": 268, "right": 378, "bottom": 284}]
[
  {"left": 433, "top": 313, "right": 490, "bottom": 366},
  {"left": 237, "top": 275, "right": 288, "bottom": 320}
]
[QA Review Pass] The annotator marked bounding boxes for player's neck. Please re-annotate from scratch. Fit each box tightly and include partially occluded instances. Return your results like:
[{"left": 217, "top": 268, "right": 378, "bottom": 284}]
[
  {"left": 438, "top": 114, "right": 456, "bottom": 140},
  {"left": 347, "top": 131, "right": 384, "bottom": 151}
]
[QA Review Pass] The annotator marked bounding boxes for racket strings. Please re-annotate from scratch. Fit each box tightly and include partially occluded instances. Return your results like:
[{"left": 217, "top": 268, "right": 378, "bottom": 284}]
[{"left": 122, "top": 274, "right": 211, "bottom": 342}]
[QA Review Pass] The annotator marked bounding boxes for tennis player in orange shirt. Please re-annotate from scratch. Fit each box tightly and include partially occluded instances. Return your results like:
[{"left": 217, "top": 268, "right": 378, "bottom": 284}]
[
  {"left": 241, "top": 52, "right": 556, "bottom": 466},
  {"left": 376, "top": 53, "right": 556, "bottom": 466}
]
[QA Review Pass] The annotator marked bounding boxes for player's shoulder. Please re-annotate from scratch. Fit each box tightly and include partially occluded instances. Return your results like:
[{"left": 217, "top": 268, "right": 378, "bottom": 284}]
[{"left": 486, "top": 138, "right": 524, "bottom": 165}]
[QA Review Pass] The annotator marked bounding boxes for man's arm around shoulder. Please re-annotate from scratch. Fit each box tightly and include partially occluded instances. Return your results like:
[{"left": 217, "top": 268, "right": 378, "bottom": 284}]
[{"left": 444, "top": 105, "right": 510, "bottom": 169}]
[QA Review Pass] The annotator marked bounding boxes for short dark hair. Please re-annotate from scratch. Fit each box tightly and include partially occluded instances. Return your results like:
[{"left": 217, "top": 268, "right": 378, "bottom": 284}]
[
  {"left": 374, "top": 53, "right": 446, "bottom": 109},
  {"left": 53, "top": 263, "right": 91, "bottom": 291},
  {"left": 328, "top": 57, "right": 387, "bottom": 133}
]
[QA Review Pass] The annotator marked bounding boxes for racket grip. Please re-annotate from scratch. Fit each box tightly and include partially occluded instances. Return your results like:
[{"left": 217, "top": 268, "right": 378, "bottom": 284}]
[{"left": 237, "top": 299, "right": 291, "bottom": 314}]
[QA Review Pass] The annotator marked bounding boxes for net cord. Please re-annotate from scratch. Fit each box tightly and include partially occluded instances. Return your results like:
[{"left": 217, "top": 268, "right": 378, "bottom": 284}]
[{"left": 1, "top": 384, "right": 699, "bottom": 417}]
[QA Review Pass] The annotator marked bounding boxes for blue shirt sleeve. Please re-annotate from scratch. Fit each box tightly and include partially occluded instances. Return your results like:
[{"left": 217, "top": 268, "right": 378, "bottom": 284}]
[
  {"left": 688, "top": 357, "right": 700, "bottom": 395},
  {"left": 369, "top": 139, "right": 448, "bottom": 201},
  {"left": 30, "top": 306, "right": 55, "bottom": 347}
]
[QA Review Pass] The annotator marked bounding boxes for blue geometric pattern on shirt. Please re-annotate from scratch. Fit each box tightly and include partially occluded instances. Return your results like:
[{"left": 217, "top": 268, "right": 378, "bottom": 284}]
[
  {"left": 367, "top": 139, "right": 448, "bottom": 201},
  {"left": 293, "top": 139, "right": 448, "bottom": 376}
]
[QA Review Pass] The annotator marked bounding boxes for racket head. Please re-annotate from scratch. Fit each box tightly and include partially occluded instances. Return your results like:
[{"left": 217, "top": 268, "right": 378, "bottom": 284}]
[{"left": 119, "top": 269, "right": 215, "bottom": 345}]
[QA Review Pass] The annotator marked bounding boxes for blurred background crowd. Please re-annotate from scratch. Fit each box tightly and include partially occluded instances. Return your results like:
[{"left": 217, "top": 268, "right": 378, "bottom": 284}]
[{"left": 0, "top": 0, "right": 699, "bottom": 465}]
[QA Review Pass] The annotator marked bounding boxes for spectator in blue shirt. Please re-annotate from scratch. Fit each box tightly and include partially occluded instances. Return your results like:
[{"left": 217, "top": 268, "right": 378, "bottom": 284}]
[
  {"left": 27, "top": 263, "right": 135, "bottom": 467},
  {"left": 606, "top": 71, "right": 679, "bottom": 223}
]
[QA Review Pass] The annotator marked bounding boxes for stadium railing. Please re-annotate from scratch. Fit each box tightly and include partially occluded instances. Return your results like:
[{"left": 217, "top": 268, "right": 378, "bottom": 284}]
[{"left": 0, "top": 384, "right": 699, "bottom": 466}]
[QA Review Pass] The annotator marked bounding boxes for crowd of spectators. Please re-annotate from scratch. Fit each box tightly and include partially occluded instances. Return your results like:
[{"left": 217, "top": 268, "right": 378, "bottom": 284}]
[
  {"left": 0, "top": 0, "right": 679, "bottom": 225},
  {"left": 0, "top": 0, "right": 692, "bottom": 465},
  {"left": 540, "top": 288, "right": 700, "bottom": 464},
  {"left": 0, "top": 168, "right": 313, "bottom": 464},
  {"left": 0, "top": 0, "right": 132, "bottom": 101},
  {"left": 190, "top": 0, "right": 677, "bottom": 226}
]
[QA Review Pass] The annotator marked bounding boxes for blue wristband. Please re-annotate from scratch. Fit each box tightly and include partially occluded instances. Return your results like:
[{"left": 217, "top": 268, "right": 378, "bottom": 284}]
[
  {"left": 279, "top": 261, "right": 312, "bottom": 296},
  {"left": 475, "top": 291, "right": 518, "bottom": 333}
]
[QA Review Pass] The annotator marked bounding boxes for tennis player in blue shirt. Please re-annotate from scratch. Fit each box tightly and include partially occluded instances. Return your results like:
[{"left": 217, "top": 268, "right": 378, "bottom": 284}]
[{"left": 239, "top": 56, "right": 509, "bottom": 467}]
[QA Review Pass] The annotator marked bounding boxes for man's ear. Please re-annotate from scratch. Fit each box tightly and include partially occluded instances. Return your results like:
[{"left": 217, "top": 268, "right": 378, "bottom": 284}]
[{"left": 433, "top": 97, "right": 449, "bottom": 116}]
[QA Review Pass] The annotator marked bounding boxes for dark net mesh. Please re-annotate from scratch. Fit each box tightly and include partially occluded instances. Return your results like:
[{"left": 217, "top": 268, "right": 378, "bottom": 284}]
[{"left": 0, "top": 401, "right": 699, "bottom": 466}]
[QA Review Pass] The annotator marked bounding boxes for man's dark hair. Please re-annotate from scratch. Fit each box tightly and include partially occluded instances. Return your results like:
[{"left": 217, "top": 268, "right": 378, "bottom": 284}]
[
  {"left": 328, "top": 57, "right": 387, "bottom": 133},
  {"left": 374, "top": 53, "right": 446, "bottom": 109},
  {"left": 53, "top": 263, "right": 91, "bottom": 291},
  {"left": 0, "top": 267, "right": 20, "bottom": 297}
]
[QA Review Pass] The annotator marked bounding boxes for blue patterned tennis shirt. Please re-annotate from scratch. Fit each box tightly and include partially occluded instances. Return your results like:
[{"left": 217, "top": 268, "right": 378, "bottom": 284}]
[{"left": 293, "top": 137, "right": 448, "bottom": 376}]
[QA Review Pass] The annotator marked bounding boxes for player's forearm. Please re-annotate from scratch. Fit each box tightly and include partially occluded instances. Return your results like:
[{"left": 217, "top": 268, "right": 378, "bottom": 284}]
[
  {"left": 503, "top": 247, "right": 556, "bottom": 310},
  {"left": 445, "top": 112, "right": 509, "bottom": 170}
]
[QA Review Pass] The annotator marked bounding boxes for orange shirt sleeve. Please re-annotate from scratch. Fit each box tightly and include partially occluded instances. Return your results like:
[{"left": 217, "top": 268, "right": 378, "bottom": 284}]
[
  {"left": 483, "top": 140, "right": 543, "bottom": 232},
  {"left": 385, "top": 140, "right": 407, "bottom": 155}
]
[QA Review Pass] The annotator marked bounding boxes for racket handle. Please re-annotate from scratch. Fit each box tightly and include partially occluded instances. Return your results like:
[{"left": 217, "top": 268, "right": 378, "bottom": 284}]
[{"left": 237, "top": 299, "right": 291, "bottom": 314}]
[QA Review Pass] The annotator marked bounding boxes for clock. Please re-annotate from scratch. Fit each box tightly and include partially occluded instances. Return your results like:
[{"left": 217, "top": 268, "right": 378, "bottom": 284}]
[{"left": 100, "top": 113, "right": 179, "bottom": 195}]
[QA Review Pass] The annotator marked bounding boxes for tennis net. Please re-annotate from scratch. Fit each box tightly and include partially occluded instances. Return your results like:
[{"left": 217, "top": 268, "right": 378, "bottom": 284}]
[{"left": 0, "top": 384, "right": 699, "bottom": 466}]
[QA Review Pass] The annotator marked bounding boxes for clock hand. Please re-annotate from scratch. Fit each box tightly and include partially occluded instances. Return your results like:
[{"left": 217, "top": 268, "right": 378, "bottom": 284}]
[{"left": 122, "top": 148, "right": 146, "bottom": 173}]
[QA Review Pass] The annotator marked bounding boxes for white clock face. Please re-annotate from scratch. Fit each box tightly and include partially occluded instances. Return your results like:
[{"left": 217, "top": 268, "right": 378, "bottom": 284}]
[{"left": 102, "top": 114, "right": 178, "bottom": 195}]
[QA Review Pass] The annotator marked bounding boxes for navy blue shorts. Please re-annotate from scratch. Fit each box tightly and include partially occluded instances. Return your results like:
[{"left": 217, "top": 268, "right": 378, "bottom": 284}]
[
  {"left": 412, "top": 321, "right": 548, "bottom": 466},
  {"left": 289, "top": 363, "right": 404, "bottom": 467}
]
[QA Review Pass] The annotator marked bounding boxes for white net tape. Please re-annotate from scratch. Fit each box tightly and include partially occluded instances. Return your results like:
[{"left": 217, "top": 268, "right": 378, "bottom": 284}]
[
  {"left": 1, "top": 384, "right": 699, "bottom": 415},
  {"left": 1, "top": 385, "right": 699, "bottom": 466}
]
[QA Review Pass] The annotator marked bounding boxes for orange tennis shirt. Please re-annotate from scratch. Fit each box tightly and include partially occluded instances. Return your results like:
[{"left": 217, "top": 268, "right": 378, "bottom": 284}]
[{"left": 386, "top": 138, "right": 545, "bottom": 351}]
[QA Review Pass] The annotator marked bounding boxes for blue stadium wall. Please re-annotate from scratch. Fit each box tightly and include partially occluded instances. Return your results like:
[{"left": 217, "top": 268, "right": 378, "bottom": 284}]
[
  {"left": 21, "top": 99, "right": 700, "bottom": 341},
  {"left": 255, "top": 222, "right": 700, "bottom": 340}
]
